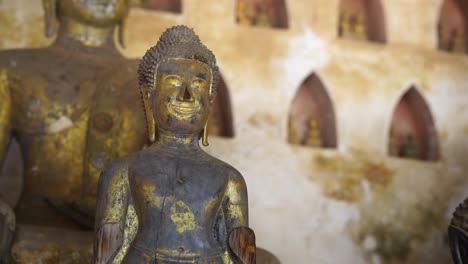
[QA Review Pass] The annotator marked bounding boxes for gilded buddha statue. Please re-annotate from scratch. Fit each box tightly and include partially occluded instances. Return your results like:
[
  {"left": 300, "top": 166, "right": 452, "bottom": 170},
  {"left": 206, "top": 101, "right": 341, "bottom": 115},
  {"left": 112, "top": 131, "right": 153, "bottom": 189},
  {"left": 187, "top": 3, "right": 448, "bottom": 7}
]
[
  {"left": 0, "top": 0, "right": 147, "bottom": 261},
  {"left": 0, "top": 0, "right": 147, "bottom": 225},
  {"left": 95, "top": 26, "right": 255, "bottom": 264}
]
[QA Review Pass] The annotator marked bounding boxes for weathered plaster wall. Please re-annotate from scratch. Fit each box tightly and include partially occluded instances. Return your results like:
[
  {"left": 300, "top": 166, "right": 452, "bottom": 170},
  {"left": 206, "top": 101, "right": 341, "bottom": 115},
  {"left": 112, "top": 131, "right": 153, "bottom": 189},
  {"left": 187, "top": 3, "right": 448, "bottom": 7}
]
[{"left": 1, "top": 0, "right": 468, "bottom": 263}]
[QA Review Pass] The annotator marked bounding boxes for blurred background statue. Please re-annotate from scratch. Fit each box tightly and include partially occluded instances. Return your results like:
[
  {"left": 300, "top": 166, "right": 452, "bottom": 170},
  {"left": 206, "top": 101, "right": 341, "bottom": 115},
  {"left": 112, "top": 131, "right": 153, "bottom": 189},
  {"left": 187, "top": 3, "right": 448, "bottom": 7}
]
[{"left": 0, "top": 0, "right": 147, "bottom": 262}]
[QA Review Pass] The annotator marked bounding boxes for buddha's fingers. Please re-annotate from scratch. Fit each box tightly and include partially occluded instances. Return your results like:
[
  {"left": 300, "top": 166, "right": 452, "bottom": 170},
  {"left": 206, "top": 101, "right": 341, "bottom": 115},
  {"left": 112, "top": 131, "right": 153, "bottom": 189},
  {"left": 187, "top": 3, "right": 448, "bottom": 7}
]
[
  {"left": 229, "top": 227, "right": 256, "bottom": 264},
  {"left": 94, "top": 223, "right": 123, "bottom": 264}
]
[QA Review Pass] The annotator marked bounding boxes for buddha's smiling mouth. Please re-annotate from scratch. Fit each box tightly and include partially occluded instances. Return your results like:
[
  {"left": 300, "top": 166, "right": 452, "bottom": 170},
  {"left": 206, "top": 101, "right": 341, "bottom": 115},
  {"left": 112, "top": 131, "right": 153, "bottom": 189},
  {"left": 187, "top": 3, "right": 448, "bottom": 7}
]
[{"left": 168, "top": 102, "right": 200, "bottom": 116}]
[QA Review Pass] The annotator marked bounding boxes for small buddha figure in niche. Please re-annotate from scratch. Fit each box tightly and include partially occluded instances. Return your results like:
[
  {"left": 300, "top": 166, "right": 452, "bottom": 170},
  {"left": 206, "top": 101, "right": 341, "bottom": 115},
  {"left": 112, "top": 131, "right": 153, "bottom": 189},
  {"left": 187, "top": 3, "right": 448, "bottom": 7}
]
[
  {"left": 305, "top": 119, "right": 321, "bottom": 147},
  {"left": 237, "top": 0, "right": 255, "bottom": 26},
  {"left": 95, "top": 26, "right": 253, "bottom": 264},
  {"left": 389, "top": 126, "right": 421, "bottom": 160},
  {"left": 449, "top": 197, "right": 468, "bottom": 263},
  {"left": 339, "top": 12, "right": 367, "bottom": 41},
  {"left": 0, "top": 0, "right": 147, "bottom": 261},
  {"left": 402, "top": 134, "right": 419, "bottom": 159},
  {"left": 352, "top": 14, "right": 367, "bottom": 40}
]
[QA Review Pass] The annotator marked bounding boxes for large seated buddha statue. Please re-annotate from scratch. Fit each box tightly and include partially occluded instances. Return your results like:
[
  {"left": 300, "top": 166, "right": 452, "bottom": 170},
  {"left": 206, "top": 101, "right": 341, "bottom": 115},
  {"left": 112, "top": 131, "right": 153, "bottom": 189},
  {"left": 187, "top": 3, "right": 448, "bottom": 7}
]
[
  {"left": 0, "top": 0, "right": 147, "bottom": 262},
  {"left": 94, "top": 25, "right": 256, "bottom": 264}
]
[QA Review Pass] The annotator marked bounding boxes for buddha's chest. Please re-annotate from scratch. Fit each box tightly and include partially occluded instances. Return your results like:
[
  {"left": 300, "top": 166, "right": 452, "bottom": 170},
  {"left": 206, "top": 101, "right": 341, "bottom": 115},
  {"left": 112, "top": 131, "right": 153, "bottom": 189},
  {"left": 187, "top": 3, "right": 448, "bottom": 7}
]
[
  {"left": 10, "top": 69, "right": 99, "bottom": 134},
  {"left": 130, "top": 162, "right": 228, "bottom": 214}
]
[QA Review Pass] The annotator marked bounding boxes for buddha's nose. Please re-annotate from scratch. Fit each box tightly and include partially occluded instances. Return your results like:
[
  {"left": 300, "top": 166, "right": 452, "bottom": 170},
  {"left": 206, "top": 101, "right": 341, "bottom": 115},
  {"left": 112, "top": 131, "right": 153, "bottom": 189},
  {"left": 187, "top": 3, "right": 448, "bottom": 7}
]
[{"left": 177, "top": 84, "right": 194, "bottom": 102}]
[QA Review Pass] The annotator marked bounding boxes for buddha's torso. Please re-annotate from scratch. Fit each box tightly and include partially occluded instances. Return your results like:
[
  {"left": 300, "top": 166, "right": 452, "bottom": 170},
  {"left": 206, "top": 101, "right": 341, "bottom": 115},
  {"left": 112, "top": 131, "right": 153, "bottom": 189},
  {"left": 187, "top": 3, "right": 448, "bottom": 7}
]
[
  {"left": 0, "top": 44, "right": 140, "bottom": 227},
  {"left": 127, "top": 149, "right": 232, "bottom": 262}
]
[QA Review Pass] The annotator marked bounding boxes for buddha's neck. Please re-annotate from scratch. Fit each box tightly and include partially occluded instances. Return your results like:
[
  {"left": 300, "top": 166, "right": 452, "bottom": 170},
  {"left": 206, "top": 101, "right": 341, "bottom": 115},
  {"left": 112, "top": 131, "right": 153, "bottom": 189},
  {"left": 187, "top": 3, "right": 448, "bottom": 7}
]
[
  {"left": 154, "top": 129, "right": 202, "bottom": 152},
  {"left": 54, "top": 18, "right": 119, "bottom": 54}
]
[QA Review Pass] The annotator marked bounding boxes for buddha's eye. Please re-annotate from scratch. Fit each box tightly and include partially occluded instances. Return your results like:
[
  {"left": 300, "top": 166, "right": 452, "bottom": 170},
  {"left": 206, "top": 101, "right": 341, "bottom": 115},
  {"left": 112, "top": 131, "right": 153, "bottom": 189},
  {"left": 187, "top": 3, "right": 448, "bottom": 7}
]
[
  {"left": 191, "top": 78, "right": 206, "bottom": 88},
  {"left": 164, "top": 75, "right": 182, "bottom": 88}
]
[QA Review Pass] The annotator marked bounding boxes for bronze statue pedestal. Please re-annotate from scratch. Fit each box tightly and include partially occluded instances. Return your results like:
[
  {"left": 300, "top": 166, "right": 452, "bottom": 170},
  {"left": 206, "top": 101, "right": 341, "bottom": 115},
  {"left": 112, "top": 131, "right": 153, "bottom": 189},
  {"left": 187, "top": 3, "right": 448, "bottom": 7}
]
[{"left": 12, "top": 225, "right": 93, "bottom": 264}]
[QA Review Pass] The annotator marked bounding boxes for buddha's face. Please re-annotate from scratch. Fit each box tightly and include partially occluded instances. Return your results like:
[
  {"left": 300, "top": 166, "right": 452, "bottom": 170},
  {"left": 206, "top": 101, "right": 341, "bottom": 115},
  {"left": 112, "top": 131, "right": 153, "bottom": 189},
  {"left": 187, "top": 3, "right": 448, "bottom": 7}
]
[
  {"left": 153, "top": 58, "right": 212, "bottom": 136},
  {"left": 58, "top": 0, "right": 129, "bottom": 26}
]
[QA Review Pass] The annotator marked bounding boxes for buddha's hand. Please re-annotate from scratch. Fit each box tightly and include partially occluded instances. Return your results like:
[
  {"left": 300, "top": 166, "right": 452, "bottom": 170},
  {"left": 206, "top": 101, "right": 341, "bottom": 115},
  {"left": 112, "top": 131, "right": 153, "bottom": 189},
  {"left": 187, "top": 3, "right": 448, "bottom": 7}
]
[
  {"left": 228, "top": 227, "right": 256, "bottom": 264},
  {"left": 0, "top": 199, "right": 15, "bottom": 264}
]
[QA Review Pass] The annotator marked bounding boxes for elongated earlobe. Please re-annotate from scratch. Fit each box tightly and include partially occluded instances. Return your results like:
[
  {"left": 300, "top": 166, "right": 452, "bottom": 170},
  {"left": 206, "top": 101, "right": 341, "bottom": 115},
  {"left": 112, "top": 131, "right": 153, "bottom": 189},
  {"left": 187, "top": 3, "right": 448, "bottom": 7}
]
[
  {"left": 42, "top": 0, "right": 58, "bottom": 38},
  {"left": 202, "top": 79, "right": 213, "bottom": 147},
  {"left": 202, "top": 121, "right": 209, "bottom": 146},
  {"left": 141, "top": 87, "right": 156, "bottom": 143},
  {"left": 117, "top": 20, "right": 125, "bottom": 49}
]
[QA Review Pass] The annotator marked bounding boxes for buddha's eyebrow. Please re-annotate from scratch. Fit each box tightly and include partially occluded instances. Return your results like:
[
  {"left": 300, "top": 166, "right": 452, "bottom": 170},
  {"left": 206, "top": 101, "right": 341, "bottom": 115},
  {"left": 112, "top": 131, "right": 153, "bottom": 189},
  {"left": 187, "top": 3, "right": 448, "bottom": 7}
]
[
  {"left": 158, "top": 69, "right": 172, "bottom": 74},
  {"left": 196, "top": 73, "right": 207, "bottom": 79}
]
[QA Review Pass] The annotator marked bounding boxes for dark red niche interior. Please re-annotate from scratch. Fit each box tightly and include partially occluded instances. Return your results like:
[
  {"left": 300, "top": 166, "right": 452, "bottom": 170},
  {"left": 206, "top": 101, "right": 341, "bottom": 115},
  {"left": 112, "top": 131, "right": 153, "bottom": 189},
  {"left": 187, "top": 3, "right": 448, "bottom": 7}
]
[
  {"left": 236, "top": 0, "right": 289, "bottom": 29},
  {"left": 288, "top": 74, "right": 337, "bottom": 148},
  {"left": 338, "top": 0, "right": 386, "bottom": 43},
  {"left": 438, "top": 0, "right": 467, "bottom": 53},
  {"left": 388, "top": 87, "right": 439, "bottom": 161},
  {"left": 208, "top": 75, "right": 234, "bottom": 138}
]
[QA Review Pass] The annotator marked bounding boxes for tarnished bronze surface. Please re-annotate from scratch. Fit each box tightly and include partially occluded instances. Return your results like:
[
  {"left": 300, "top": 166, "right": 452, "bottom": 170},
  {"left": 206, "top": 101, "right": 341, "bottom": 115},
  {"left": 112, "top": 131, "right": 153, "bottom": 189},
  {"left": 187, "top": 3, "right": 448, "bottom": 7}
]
[
  {"left": 95, "top": 26, "right": 252, "bottom": 264},
  {"left": 0, "top": 200, "right": 14, "bottom": 263},
  {"left": 449, "top": 197, "right": 468, "bottom": 264},
  {"left": 0, "top": 0, "right": 148, "bottom": 262}
]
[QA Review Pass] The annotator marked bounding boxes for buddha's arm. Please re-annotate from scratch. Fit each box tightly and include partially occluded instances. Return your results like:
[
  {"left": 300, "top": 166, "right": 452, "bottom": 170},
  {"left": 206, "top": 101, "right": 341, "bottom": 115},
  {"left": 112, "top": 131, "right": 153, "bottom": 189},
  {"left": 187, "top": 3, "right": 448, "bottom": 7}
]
[
  {"left": 223, "top": 171, "right": 249, "bottom": 233},
  {"left": 0, "top": 69, "right": 12, "bottom": 163},
  {"left": 94, "top": 160, "right": 130, "bottom": 264},
  {"left": 223, "top": 172, "right": 256, "bottom": 264},
  {"left": 83, "top": 78, "right": 147, "bottom": 211}
]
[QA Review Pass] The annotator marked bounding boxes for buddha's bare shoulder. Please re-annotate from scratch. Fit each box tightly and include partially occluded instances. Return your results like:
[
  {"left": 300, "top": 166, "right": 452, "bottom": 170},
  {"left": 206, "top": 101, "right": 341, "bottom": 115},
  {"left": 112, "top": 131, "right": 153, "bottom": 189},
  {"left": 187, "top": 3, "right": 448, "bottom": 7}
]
[
  {"left": 98, "top": 154, "right": 140, "bottom": 188},
  {"left": 102, "top": 155, "right": 134, "bottom": 174},
  {"left": 202, "top": 152, "right": 245, "bottom": 183}
]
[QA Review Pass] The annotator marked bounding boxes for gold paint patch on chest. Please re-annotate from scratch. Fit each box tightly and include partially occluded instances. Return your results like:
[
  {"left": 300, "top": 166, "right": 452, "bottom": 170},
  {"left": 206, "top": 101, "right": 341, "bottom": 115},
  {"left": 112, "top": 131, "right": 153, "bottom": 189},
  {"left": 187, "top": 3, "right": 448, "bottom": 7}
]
[
  {"left": 170, "top": 200, "right": 196, "bottom": 233},
  {"left": 142, "top": 182, "right": 162, "bottom": 207}
]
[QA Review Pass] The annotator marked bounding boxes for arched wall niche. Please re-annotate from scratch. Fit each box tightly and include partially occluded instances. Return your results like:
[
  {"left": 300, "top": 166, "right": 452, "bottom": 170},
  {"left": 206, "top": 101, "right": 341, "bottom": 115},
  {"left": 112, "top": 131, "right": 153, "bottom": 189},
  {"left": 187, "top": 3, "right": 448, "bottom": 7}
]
[
  {"left": 388, "top": 86, "right": 439, "bottom": 161},
  {"left": 208, "top": 75, "right": 234, "bottom": 138},
  {"left": 338, "top": 0, "right": 386, "bottom": 43},
  {"left": 131, "top": 0, "right": 182, "bottom": 13},
  {"left": 288, "top": 73, "right": 337, "bottom": 148},
  {"left": 236, "top": 0, "right": 289, "bottom": 29},
  {"left": 438, "top": 0, "right": 467, "bottom": 53}
]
